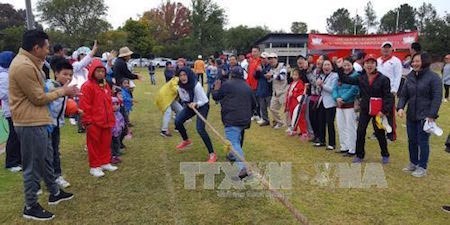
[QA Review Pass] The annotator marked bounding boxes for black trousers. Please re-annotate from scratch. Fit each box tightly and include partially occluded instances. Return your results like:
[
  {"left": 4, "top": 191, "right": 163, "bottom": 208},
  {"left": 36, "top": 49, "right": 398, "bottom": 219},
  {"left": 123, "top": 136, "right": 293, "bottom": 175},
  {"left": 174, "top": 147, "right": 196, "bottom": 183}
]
[
  {"left": 444, "top": 84, "right": 450, "bottom": 99},
  {"left": 197, "top": 73, "right": 204, "bottom": 86},
  {"left": 317, "top": 103, "right": 336, "bottom": 146},
  {"left": 309, "top": 100, "right": 320, "bottom": 140},
  {"left": 356, "top": 112, "right": 389, "bottom": 159},
  {"left": 5, "top": 117, "right": 21, "bottom": 168}
]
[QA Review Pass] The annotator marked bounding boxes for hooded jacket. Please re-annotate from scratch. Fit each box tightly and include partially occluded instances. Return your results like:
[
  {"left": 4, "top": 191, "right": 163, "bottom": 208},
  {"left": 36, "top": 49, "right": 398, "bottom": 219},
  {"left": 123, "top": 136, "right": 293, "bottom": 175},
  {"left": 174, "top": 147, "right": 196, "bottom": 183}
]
[
  {"left": 0, "top": 51, "right": 15, "bottom": 118},
  {"left": 79, "top": 59, "right": 115, "bottom": 128}
]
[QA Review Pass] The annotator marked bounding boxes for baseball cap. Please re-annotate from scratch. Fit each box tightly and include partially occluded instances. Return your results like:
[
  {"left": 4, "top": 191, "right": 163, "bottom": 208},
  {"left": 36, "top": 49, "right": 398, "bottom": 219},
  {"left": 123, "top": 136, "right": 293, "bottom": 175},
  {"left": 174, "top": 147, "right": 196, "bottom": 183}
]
[
  {"left": 364, "top": 54, "right": 377, "bottom": 62},
  {"left": 268, "top": 52, "right": 278, "bottom": 58},
  {"left": 260, "top": 52, "right": 269, "bottom": 58},
  {"left": 381, "top": 41, "right": 393, "bottom": 48}
]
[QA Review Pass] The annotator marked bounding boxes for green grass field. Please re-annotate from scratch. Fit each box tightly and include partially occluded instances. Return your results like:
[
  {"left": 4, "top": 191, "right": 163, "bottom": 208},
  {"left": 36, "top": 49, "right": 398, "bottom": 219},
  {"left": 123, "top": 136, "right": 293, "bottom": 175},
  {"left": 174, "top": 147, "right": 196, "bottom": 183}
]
[{"left": 1, "top": 68, "right": 450, "bottom": 225}]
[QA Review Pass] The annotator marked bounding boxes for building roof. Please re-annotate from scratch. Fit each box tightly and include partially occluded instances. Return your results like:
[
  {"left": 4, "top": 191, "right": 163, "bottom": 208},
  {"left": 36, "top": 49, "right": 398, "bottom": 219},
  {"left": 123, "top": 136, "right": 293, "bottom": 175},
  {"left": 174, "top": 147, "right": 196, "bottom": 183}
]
[{"left": 254, "top": 33, "right": 309, "bottom": 45}]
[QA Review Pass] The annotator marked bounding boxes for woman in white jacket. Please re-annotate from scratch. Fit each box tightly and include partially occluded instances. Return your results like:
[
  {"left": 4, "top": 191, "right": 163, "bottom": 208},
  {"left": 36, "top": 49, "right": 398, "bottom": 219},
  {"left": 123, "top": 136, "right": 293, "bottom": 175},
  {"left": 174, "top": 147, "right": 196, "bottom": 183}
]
[{"left": 69, "top": 41, "right": 98, "bottom": 130}]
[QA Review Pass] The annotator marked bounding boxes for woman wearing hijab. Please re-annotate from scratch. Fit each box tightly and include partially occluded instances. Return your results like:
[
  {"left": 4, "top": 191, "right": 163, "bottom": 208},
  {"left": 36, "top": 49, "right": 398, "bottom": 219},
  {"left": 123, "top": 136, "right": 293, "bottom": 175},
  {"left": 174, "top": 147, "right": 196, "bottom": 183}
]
[{"left": 174, "top": 68, "right": 216, "bottom": 163}]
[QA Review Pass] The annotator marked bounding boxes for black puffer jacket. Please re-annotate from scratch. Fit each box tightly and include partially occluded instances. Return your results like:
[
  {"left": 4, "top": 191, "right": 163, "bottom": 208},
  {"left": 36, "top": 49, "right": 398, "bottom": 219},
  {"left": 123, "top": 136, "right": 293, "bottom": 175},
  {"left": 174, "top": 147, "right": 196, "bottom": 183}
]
[
  {"left": 397, "top": 68, "right": 442, "bottom": 121},
  {"left": 339, "top": 70, "right": 394, "bottom": 116},
  {"left": 212, "top": 78, "right": 257, "bottom": 128}
]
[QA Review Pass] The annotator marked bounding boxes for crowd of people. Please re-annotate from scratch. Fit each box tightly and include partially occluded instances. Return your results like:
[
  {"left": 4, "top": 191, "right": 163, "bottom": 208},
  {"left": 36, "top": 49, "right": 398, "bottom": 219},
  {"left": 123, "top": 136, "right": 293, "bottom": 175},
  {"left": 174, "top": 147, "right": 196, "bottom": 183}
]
[{"left": 1, "top": 28, "right": 450, "bottom": 221}]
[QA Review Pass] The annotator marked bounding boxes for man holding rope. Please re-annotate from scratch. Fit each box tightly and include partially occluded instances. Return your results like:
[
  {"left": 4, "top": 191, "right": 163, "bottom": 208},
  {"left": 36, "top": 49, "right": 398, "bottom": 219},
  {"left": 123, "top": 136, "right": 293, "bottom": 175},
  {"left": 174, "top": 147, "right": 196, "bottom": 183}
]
[{"left": 212, "top": 66, "right": 256, "bottom": 180}]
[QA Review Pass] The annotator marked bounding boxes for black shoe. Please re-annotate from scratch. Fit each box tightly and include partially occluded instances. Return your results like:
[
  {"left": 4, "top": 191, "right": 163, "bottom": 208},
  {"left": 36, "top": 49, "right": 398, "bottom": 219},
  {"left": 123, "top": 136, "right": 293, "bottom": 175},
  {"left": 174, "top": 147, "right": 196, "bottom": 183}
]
[
  {"left": 259, "top": 121, "right": 270, "bottom": 127},
  {"left": 128, "top": 123, "right": 134, "bottom": 127},
  {"left": 335, "top": 150, "right": 348, "bottom": 154},
  {"left": 160, "top": 130, "right": 172, "bottom": 137},
  {"left": 343, "top": 152, "right": 356, "bottom": 157},
  {"left": 48, "top": 189, "right": 74, "bottom": 205},
  {"left": 445, "top": 147, "right": 450, "bottom": 153},
  {"left": 231, "top": 168, "right": 250, "bottom": 181},
  {"left": 77, "top": 128, "right": 86, "bottom": 133},
  {"left": 442, "top": 205, "right": 450, "bottom": 213},
  {"left": 120, "top": 144, "right": 126, "bottom": 149},
  {"left": 226, "top": 153, "right": 236, "bottom": 162},
  {"left": 23, "top": 203, "right": 55, "bottom": 221}
]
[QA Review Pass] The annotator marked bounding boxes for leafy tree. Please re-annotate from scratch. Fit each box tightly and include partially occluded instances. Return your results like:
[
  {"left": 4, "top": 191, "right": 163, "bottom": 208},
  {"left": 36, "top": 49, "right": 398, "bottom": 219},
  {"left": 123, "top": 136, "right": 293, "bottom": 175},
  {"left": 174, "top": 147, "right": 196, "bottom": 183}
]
[
  {"left": 0, "top": 3, "right": 25, "bottom": 30},
  {"left": 224, "top": 25, "right": 269, "bottom": 53},
  {"left": 141, "top": 1, "right": 191, "bottom": 43},
  {"left": 309, "top": 29, "right": 320, "bottom": 34},
  {"left": 37, "top": 0, "right": 111, "bottom": 45},
  {"left": 190, "top": 0, "right": 226, "bottom": 57},
  {"left": 290, "top": 21, "right": 308, "bottom": 34},
  {"left": 420, "top": 13, "right": 450, "bottom": 57},
  {"left": 379, "top": 4, "right": 417, "bottom": 33},
  {"left": 0, "top": 26, "right": 25, "bottom": 52},
  {"left": 364, "top": 1, "right": 378, "bottom": 32},
  {"left": 416, "top": 2, "right": 437, "bottom": 32},
  {"left": 326, "top": 8, "right": 353, "bottom": 34},
  {"left": 97, "top": 30, "right": 128, "bottom": 53},
  {"left": 121, "top": 19, "right": 155, "bottom": 57}
]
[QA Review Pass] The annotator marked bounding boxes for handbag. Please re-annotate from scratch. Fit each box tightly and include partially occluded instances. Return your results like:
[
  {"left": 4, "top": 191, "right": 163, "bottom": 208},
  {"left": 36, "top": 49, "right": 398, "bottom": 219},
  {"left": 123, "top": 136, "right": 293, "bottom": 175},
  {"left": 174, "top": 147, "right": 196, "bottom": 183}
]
[{"left": 369, "top": 97, "right": 382, "bottom": 116}]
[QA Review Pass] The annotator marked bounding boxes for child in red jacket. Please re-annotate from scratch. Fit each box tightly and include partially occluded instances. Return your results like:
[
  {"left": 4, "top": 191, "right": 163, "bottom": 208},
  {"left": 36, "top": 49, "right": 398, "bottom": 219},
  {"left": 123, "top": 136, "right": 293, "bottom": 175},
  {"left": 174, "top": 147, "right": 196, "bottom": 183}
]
[
  {"left": 79, "top": 59, "right": 116, "bottom": 177},
  {"left": 286, "top": 69, "right": 308, "bottom": 139}
]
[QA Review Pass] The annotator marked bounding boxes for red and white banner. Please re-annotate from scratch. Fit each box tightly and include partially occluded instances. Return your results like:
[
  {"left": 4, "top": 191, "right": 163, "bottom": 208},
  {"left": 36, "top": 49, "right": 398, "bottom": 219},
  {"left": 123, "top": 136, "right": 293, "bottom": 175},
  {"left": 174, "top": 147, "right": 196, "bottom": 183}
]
[{"left": 307, "top": 31, "right": 418, "bottom": 50}]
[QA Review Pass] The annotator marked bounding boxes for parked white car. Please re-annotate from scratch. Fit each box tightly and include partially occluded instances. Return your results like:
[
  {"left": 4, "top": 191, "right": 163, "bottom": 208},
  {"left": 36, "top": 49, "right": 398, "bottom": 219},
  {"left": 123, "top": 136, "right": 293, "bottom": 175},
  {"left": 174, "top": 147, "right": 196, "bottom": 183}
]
[
  {"left": 151, "top": 57, "right": 174, "bottom": 67},
  {"left": 130, "top": 58, "right": 150, "bottom": 67}
]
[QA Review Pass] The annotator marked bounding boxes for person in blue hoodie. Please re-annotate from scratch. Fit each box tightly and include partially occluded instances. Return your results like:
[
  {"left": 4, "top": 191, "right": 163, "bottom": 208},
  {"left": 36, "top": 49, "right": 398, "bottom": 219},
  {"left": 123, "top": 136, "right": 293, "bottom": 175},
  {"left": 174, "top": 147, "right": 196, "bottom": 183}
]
[
  {"left": 333, "top": 57, "right": 360, "bottom": 157},
  {"left": 0, "top": 51, "right": 21, "bottom": 172}
]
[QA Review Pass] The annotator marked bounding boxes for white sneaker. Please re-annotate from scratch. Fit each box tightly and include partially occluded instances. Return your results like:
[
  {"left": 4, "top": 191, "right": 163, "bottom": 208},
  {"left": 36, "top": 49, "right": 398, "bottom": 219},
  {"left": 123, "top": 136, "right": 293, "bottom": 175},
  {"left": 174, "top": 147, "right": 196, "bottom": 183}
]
[
  {"left": 8, "top": 166, "right": 22, "bottom": 172},
  {"left": 256, "top": 119, "right": 265, "bottom": 125},
  {"left": 37, "top": 189, "right": 43, "bottom": 195},
  {"left": 101, "top": 164, "right": 118, "bottom": 172},
  {"left": 443, "top": 99, "right": 448, "bottom": 103},
  {"left": 90, "top": 167, "right": 105, "bottom": 177},
  {"left": 69, "top": 118, "right": 77, "bottom": 126},
  {"left": 411, "top": 167, "right": 427, "bottom": 177},
  {"left": 402, "top": 163, "right": 417, "bottom": 172},
  {"left": 55, "top": 176, "right": 71, "bottom": 188},
  {"left": 273, "top": 123, "right": 284, "bottom": 129}
]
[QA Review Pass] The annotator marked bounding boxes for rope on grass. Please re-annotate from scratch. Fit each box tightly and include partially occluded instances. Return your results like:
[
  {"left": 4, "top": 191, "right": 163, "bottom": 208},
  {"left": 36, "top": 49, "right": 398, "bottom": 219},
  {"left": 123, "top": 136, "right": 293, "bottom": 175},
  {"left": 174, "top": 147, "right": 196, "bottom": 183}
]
[{"left": 190, "top": 106, "right": 309, "bottom": 225}]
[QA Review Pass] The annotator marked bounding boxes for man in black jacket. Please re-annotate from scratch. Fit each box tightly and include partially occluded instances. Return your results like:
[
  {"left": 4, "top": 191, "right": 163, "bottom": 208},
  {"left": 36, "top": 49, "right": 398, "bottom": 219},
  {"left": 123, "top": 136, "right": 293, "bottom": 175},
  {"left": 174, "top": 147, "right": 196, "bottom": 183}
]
[
  {"left": 113, "top": 47, "right": 141, "bottom": 84},
  {"left": 212, "top": 66, "right": 256, "bottom": 179}
]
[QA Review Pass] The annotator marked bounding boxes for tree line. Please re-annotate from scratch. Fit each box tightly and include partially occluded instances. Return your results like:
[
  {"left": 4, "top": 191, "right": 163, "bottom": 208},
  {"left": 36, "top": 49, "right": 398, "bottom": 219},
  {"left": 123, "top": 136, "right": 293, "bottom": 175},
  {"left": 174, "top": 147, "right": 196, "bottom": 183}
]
[{"left": 0, "top": 0, "right": 448, "bottom": 59}]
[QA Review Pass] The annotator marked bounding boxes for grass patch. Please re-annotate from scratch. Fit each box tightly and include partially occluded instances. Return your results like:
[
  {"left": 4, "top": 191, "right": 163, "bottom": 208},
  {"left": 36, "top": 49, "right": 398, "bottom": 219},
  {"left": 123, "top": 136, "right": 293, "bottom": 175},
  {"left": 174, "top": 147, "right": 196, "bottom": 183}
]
[{"left": 1, "top": 68, "right": 450, "bottom": 224}]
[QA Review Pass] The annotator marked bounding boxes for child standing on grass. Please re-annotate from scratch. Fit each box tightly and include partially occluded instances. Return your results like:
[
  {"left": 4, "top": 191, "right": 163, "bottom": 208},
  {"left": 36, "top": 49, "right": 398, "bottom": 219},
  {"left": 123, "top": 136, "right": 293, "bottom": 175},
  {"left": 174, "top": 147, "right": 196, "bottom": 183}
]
[
  {"left": 111, "top": 97, "right": 125, "bottom": 164},
  {"left": 45, "top": 59, "right": 76, "bottom": 188},
  {"left": 285, "top": 69, "right": 308, "bottom": 139},
  {"left": 79, "top": 59, "right": 117, "bottom": 177}
]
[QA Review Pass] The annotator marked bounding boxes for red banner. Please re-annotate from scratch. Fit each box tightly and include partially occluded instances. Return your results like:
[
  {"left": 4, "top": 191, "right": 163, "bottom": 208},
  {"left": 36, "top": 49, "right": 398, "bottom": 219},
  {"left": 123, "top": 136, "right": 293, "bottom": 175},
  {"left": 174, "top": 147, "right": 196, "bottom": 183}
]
[{"left": 307, "top": 31, "right": 418, "bottom": 50}]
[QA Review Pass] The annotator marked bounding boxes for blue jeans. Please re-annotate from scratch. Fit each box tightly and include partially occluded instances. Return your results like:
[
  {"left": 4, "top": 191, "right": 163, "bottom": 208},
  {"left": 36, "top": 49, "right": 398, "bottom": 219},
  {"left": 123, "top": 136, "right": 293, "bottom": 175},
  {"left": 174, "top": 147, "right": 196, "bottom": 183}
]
[
  {"left": 206, "top": 77, "right": 216, "bottom": 99},
  {"left": 175, "top": 104, "right": 214, "bottom": 154},
  {"left": 406, "top": 120, "right": 431, "bottom": 169},
  {"left": 225, "top": 126, "right": 246, "bottom": 171},
  {"left": 51, "top": 127, "right": 62, "bottom": 177}
]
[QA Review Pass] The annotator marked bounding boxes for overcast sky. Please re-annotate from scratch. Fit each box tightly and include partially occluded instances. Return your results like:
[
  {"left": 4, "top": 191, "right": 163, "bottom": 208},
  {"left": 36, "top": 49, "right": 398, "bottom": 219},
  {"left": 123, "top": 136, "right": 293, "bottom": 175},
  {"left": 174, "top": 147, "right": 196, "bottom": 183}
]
[{"left": 4, "top": 0, "right": 449, "bottom": 32}]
